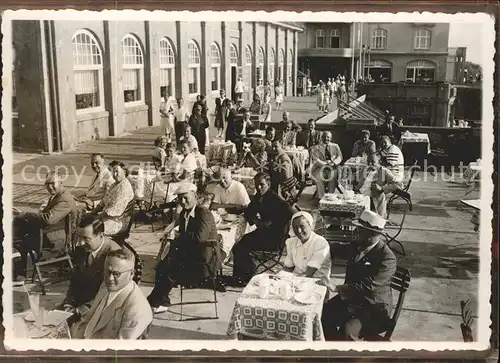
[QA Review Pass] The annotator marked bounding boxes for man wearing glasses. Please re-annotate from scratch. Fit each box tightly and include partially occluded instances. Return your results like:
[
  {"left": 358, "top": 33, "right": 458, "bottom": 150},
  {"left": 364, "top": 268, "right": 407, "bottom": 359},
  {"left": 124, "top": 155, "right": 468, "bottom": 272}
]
[{"left": 71, "top": 248, "right": 152, "bottom": 339}]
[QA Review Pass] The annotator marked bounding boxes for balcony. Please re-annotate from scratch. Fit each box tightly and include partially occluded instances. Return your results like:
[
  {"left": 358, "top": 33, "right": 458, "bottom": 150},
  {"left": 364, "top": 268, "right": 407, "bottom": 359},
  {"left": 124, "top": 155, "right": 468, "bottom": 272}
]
[{"left": 298, "top": 47, "right": 354, "bottom": 58}]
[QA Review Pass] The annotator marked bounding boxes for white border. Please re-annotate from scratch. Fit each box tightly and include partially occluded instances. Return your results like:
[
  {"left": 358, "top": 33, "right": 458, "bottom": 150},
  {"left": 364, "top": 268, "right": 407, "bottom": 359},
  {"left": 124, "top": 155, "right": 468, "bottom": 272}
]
[{"left": 1, "top": 9, "right": 494, "bottom": 353}]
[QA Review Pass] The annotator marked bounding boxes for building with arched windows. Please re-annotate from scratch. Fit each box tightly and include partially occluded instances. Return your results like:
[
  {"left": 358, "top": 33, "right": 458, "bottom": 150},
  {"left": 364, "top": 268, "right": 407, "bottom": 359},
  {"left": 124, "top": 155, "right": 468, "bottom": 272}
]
[{"left": 11, "top": 20, "right": 302, "bottom": 152}]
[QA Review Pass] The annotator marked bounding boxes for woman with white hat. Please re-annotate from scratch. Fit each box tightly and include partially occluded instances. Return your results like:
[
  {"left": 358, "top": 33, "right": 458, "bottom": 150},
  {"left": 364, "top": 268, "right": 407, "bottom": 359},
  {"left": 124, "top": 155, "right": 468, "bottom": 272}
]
[
  {"left": 321, "top": 210, "right": 397, "bottom": 341},
  {"left": 282, "top": 211, "right": 332, "bottom": 289}
]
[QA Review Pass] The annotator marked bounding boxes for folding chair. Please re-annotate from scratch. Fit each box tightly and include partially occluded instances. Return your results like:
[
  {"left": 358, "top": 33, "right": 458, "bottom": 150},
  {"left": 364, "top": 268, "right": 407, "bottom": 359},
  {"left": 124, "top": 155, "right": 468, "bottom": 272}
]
[
  {"left": 384, "top": 189, "right": 411, "bottom": 256},
  {"left": 249, "top": 236, "right": 288, "bottom": 275},
  {"left": 387, "top": 162, "right": 418, "bottom": 211},
  {"left": 362, "top": 266, "right": 411, "bottom": 341}
]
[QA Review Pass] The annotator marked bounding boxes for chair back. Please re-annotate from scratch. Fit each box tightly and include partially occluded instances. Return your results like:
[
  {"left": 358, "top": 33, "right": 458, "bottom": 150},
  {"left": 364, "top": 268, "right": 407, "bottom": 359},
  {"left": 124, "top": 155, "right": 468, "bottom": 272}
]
[
  {"left": 384, "top": 266, "right": 411, "bottom": 340},
  {"left": 110, "top": 199, "right": 136, "bottom": 244},
  {"left": 404, "top": 162, "right": 419, "bottom": 192},
  {"left": 123, "top": 240, "right": 143, "bottom": 284}
]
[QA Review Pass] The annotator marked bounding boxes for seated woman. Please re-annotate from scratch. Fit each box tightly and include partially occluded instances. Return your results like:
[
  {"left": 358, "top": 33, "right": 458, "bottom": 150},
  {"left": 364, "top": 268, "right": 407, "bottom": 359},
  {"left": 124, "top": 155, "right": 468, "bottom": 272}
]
[
  {"left": 280, "top": 120, "right": 298, "bottom": 148},
  {"left": 92, "top": 161, "right": 134, "bottom": 236},
  {"left": 282, "top": 211, "right": 332, "bottom": 290},
  {"left": 164, "top": 142, "right": 181, "bottom": 171},
  {"left": 172, "top": 140, "right": 198, "bottom": 182},
  {"left": 152, "top": 136, "right": 168, "bottom": 169},
  {"left": 178, "top": 125, "right": 199, "bottom": 152},
  {"left": 249, "top": 93, "right": 262, "bottom": 126},
  {"left": 237, "top": 137, "right": 268, "bottom": 171}
]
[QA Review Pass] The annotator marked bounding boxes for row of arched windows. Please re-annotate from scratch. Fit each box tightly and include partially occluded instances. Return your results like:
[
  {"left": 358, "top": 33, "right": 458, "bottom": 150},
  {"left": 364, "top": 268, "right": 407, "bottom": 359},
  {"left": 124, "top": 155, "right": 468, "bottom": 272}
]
[{"left": 363, "top": 59, "right": 437, "bottom": 83}]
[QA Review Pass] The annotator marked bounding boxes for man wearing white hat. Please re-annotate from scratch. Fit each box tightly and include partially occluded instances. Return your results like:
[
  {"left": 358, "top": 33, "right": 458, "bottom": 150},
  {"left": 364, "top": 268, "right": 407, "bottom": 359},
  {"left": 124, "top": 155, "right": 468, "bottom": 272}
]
[
  {"left": 147, "top": 182, "right": 221, "bottom": 313},
  {"left": 321, "top": 210, "right": 397, "bottom": 341}
]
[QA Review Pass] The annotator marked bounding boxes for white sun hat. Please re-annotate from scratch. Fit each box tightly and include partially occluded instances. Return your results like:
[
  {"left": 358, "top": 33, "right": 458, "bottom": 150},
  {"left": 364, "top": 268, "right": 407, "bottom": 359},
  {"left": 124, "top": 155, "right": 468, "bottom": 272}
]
[{"left": 352, "top": 210, "right": 386, "bottom": 233}]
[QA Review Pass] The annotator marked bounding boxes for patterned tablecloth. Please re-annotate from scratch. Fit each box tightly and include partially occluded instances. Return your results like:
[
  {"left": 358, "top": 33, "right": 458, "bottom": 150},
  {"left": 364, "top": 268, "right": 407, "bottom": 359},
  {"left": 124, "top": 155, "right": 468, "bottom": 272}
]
[
  {"left": 206, "top": 141, "right": 237, "bottom": 166},
  {"left": 463, "top": 162, "right": 481, "bottom": 184},
  {"left": 128, "top": 171, "right": 169, "bottom": 202},
  {"left": 232, "top": 168, "right": 257, "bottom": 196},
  {"left": 215, "top": 213, "right": 256, "bottom": 256},
  {"left": 398, "top": 132, "right": 431, "bottom": 154},
  {"left": 284, "top": 148, "right": 309, "bottom": 170},
  {"left": 227, "top": 275, "right": 326, "bottom": 341},
  {"left": 342, "top": 158, "right": 368, "bottom": 182},
  {"left": 319, "top": 193, "right": 370, "bottom": 218},
  {"left": 13, "top": 310, "right": 72, "bottom": 339}
]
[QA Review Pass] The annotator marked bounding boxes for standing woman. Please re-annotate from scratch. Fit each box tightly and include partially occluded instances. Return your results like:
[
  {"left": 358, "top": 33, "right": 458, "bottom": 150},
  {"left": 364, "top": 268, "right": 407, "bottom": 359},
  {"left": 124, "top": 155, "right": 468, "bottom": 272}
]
[
  {"left": 316, "top": 81, "right": 325, "bottom": 112},
  {"left": 214, "top": 89, "right": 227, "bottom": 138},
  {"left": 224, "top": 99, "right": 238, "bottom": 143},
  {"left": 188, "top": 104, "right": 209, "bottom": 154},
  {"left": 263, "top": 81, "right": 273, "bottom": 100},
  {"left": 159, "top": 94, "right": 174, "bottom": 141},
  {"left": 275, "top": 81, "right": 284, "bottom": 110},
  {"left": 174, "top": 97, "right": 190, "bottom": 144},
  {"left": 261, "top": 93, "right": 272, "bottom": 123}
]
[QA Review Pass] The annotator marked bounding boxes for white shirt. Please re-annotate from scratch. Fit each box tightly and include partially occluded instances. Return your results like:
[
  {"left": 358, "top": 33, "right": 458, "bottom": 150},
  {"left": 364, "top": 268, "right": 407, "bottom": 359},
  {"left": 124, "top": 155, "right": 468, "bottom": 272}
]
[
  {"left": 174, "top": 106, "right": 190, "bottom": 123},
  {"left": 178, "top": 152, "right": 198, "bottom": 174},
  {"left": 212, "top": 180, "right": 250, "bottom": 206},
  {"left": 284, "top": 232, "right": 332, "bottom": 286},
  {"left": 179, "top": 135, "right": 199, "bottom": 151},
  {"left": 90, "top": 236, "right": 105, "bottom": 261},
  {"left": 380, "top": 144, "right": 405, "bottom": 182},
  {"left": 235, "top": 80, "right": 245, "bottom": 93}
]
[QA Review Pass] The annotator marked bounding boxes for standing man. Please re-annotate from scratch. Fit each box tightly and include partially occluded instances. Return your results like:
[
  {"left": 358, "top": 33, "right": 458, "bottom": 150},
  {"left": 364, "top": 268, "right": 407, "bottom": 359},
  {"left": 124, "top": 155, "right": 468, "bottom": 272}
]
[
  {"left": 309, "top": 131, "right": 343, "bottom": 200},
  {"left": 321, "top": 210, "right": 397, "bottom": 341},
  {"left": 234, "top": 77, "right": 246, "bottom": 102},
  {"left": 376, "top": 115, "right": 401, "bottom": 144},
  {"left": 297, "top": 118, "right": 321, "bottom": 149},
  {"left": 188, "top": 104, "right": 210, "bottom": 154},
  {"left": 174, "top": 97, "right": 191, "bottom": 144}
]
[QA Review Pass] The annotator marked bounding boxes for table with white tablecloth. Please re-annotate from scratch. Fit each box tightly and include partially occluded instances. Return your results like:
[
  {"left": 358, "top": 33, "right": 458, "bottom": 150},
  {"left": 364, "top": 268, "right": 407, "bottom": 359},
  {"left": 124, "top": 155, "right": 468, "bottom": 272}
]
[
  {"left": 206, "top": 140, "right": 237, "bottom": 166},
  {"left": 398, "top": 132, "right": 431, "bottom": 154},
  {"left": 128, "top": 170, "right": 169, "bottom": 203},
  {"left": 319, "top": 193, "right": 370, "bottom": 218},
  {"left": 342, "top": 157, "right": 368, "bottom": 185},
  {"left": 284, "top": 148, "right": 309, "bottom": 171},
  {"left": 215, "top": 214, "right": 256, "bottom": 257},
  {"left": 227, "top": 275, "right": 326, "bottom": 341},
  {"left": 232, "top": 167, "right": 258, "bottom": 196}
]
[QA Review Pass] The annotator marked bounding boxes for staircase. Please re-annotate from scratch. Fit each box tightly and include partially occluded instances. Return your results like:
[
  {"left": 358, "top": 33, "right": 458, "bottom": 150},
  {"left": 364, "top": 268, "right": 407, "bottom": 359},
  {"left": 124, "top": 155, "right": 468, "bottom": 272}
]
[{"left": 338, "top": 94, "right": 386, "bottom": 124}]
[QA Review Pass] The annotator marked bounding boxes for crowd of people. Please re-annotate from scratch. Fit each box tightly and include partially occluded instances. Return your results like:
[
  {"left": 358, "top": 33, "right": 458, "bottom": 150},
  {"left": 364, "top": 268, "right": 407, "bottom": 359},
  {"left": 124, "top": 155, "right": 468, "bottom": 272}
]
[{"left": 12, "top": 85, "right": 409, "bottom": 342}]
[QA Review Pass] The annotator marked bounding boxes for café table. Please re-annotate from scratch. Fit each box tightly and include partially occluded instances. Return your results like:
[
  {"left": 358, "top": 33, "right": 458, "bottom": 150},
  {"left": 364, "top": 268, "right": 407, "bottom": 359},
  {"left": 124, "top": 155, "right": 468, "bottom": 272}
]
[
  {"left": 460, "top": 199, "right": 480, "bottom": 232},
  {"left": 398, "top": 131, "right": 431, "bottom": 154},
  {"left": 284, "top": 147, "right": 309, "bottom": 171},
  {"left": 319, "top": 193, "right": 370, "bottom": 219},
  {"left": 12, "top": 310, "right": 73, "bottom": 339},
  {"left": 227, "top": 274, "right": 327, "bottom": 341},
  {"left": 206, "top": 140, "right": 237, "bottom": 166},
  {"left": 232, "top": 167, "right": 257, "bottom": 196},
  {"left": 398, "top": 131, "right": 431, "bottom": 166},
  {"left": 463, "top": 161, "right": 481, "bottom": 184},
  {"left": 342, "top": 157, "right": 368, "bottom": 185},
  {"left": 215, "top": 213, "right": 256, "bottom": 259}
]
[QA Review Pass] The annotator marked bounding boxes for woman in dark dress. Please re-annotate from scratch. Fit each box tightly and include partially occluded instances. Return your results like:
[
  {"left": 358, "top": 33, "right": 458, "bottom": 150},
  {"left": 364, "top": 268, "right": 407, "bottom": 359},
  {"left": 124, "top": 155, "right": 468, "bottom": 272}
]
[
  {"left": 214, "top": 90, "right": 227, "bottom": 138},
  {"left": 189, "top": 103, "right": 210, "bottom": 154},
  {"left": 224, "top": 99, "right": 238, "bottom": 143}
]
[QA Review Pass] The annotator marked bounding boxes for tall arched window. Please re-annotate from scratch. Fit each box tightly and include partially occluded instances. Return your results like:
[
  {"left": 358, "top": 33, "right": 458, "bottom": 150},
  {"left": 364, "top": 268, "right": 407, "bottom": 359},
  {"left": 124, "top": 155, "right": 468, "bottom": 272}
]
[
  {"left": 414, "top": 28, "right": 431, "bottom": 50},
  {"left": 330, "top": 29, "right": 341, "bottom": 48},
  {"left": 406, "top": 60, "right": 436, "bottom": 83},
  {"left": 245, "top": 45, "right": 253, "bottom": 88},
  {"left": 364, "top": 59, "right": 392, "bottom": 82},
  {"left": 188, "top": 40, "right": 201, "bottom": 95},
  {"left": 315, "top": 29, "right": 325, "bottom": 48},
  {"left": 159, "top": 37, "right": 176, "bottom": 99},
  {"left": 73, "top": 30, "right": 104, "bottom": 111},
  {"left": 278, "top": 49, "right": 285, "bottom": 83},
  {"left": 371, "top": 28, "right": 387, "bottom": 49},
  {"left": 268, "top": 47, "right": 275, "bottom": 85},
  {"left": 210, "top": 42, "right": 221, "bottom": 92},
  {"left": 257, "top": 47, "right": 265, "bottom": 86},
  {"left": 288, "top": 49, "right": 293, "bottom": 83},
  {"left": 121, "top": 34, "right": 144, "bottom": 103},
  {"left": 229, "top": 44, "right": 239, "bottom": 66}
]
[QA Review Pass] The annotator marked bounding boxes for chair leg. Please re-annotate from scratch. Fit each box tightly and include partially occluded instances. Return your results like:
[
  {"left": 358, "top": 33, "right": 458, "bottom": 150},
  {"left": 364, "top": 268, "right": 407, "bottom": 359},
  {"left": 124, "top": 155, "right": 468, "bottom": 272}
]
[
  {"left": 212, "top": 277, "right": 219, "bottom": 319},
  {"left": 34, "top": 263, "right": 47, "bottom": 295},
  {"left": 180, "top": 285, "right": 183, "bottom": 321}
]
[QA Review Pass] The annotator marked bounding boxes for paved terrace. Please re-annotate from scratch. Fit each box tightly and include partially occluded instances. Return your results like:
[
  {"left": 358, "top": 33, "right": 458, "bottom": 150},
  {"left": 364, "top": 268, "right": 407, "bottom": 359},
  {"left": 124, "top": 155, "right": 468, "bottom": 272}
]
[{"left": 10, "top": 100, "right": 480, "bottom": 342}]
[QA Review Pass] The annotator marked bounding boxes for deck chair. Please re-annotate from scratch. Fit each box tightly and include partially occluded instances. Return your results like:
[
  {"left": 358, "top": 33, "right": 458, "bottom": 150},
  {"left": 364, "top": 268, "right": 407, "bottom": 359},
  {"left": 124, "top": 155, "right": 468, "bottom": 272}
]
[
  {"left": 362, "top": 266, "right": 411, "bottom": 341},
  {"left": 384, "top": 189, "right": 411, "bottom": 256},
  {"left": 32, "top": 214, "right": 75, "bottom": 295}
]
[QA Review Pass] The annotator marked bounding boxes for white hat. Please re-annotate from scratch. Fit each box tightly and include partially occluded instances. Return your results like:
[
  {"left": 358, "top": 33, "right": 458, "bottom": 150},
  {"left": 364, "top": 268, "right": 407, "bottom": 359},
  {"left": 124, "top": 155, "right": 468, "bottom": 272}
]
[
  {"left": 174, "top": 182, "right": 197, "bottom": 195},
  {"left": 352, "top": 210, "right": 386, "bottom": 233}
]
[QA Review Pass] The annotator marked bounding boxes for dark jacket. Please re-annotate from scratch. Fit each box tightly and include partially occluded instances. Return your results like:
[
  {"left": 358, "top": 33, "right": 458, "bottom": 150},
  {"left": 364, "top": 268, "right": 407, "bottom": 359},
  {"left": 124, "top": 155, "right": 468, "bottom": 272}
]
[
  {"left": 376, "top": 122, "right": 401, "bottom": 143},
  {"left": 39, "top": 189, "right": 78, "bottom": 226},
  {"left": 234, "top": 119, "right": 257, "bottom": 137},
  {"left": 188, "top": 113, "right": 209, "bottom": 153},
  {"left": 225, "top": 108, "right": 239, "bottom": 142},
  {"left": 332, "top": 239, "right": 397, "bottom": 321},
  {"left": 296, "top": 129, "right": 321, "bottom": 149}
]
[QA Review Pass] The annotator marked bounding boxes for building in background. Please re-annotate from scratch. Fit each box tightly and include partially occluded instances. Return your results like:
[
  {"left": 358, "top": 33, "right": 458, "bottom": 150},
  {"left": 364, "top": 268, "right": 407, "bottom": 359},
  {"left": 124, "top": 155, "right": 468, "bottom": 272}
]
[
  {"left": 446, "top": 47, "right": 467, "bottom": 83},
  {"left": 11, "top": 20, "right": 302, "bottom": 153}
]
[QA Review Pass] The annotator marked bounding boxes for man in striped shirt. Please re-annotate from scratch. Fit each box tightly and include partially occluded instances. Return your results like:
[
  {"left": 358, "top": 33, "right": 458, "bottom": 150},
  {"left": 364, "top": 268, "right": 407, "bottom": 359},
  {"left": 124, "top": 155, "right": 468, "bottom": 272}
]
[{"left": 379, "top": 136, "right": 404, "bottom": 183}]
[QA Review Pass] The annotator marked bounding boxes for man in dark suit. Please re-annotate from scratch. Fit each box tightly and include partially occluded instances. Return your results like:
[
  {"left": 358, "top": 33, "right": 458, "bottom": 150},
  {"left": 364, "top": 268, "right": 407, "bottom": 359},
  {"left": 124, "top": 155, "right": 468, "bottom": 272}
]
[
  {"left": 59, "top": 214, "right": 121, "bottom": 316},
  {"left": 297, "top": 118, "right": 321, "bottom": 149},
  {"left": 376, "top": 114, "right": 401, "bottom": 144},
  {"left": 233, "top": 108, "right": 257, "bottom": 152},
  {"left": 147, "top": 183, "right": 222, "bottom": 313},
  {"left": 13, "top": 171, "right": 77, "bottom": 285},
  {"left": 321, "top": 210, "right": 397, "bottom": 341},
  {"left": 231, "top": 172, "right": 294, "bottom": 285}
]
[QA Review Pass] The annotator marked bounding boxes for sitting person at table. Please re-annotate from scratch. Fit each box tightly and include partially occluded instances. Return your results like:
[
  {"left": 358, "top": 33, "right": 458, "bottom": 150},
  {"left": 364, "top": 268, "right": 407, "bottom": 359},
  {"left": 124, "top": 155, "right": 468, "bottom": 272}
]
[
  {"left": 356, "top": 153, "right": 403, "bottom": 218},
  {"left": 163, "top": 142, "right": 181, "bottom": 171},
  {"left": 263, "top": 125, "right": 276, "bottom": 154},
  {"left": 282, "top": 211, "right": 332, "bottom": 289},
  {"left": 59, "top": 214, "right": 121, "bottom": 316},
  {"left": 233, "top": 108, "right": 257, "bottom": 146},
  {"left": 171, "top": 140, "right": 198, "bottom": 182},
  {"left": 74, "top": 153, "right": 115, "bottom": 211},
  {"left": 297, "top": 118, "right": 321, "bottom": 150},
  {"left": 321, "top": 210, "right": 397, "bottom": 341},
  {"left": 13, "top": 171, "right": 77, "bottom": 285},
  {"left": 210, "top": 168, "right": 251, "bottom": 213},
  {"left": 269, "top": 139, "right": 296, "bottom": 201},
  {"left": 352, "top": 129, "right": 376, "bottom": 158},
  {"left": 188, "top": 103, "right": 210, "bottom": 154},
  {"left": 179, "top": 125, "right": 199, "bottom": 152},
  {"left": 309, "top": 131, "right": 343, "bottom": 200},
  {"left": 237, "top": 137, "right": 268, "bottom": 171},
  {"left": 91, "top": 161, "right": 134, "bottom": 236},
  {"left": 379, "top": 135, "right": 405, "bottom": 184},
  {"left": 231, "top": 172, "right": 294, "bottom": 285},
  {"left": 152, "top": 135, "right": 168, "bottom": 168},
  {"left": 147, "top": 183, "right": 223, "bottom": 313},
  {"left": 280, "top": 120, "right": 298, "bottom": 148},
  {"left": 71, "top": 248, "right": 153, "bottom": 339}
]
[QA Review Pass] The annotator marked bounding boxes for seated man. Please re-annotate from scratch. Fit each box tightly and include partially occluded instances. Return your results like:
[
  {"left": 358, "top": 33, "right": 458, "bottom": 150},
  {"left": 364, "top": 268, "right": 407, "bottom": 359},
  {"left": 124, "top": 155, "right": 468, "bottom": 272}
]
[
  {"left": 309, "top": 131, "right": 343, "bottom": 200},
  {"left": 321, "top": 210, "right": 397, "bottom": 341},
  {"left": 232, "top": 172, "right": 294, "bottom": 285},
  {"left": 147, "top": 183, "right": 221, "bottom": 313},
  {"left": 356, "top": 153, "right": 404, "bottom": 218},
  {"left": 296, "top": 118, "right": 321, "bottom": 149},
  {"left": 233, "top": 108, "right": 257, "bottom": 150},
  {"left": 275, "top": 111, "right": 300, "bottom": 141},
  {"left": 209, "top": 168, "right": 251, "bottom": 213},
  {"left": 379, "top": 135, "right": 405, "bottom": 184},
  {"left": 352, "top": 130, "right": 377, "bottom": 158},
  {"left": 263, "top": 126, "right": 276, "bottom": 154},
  {"left": 74, "top": 153, "right": 115, "bottom": 211},
  {"left": 13, "top": 171, "right": 77, "bottom": 285},
  {"left": 59, "top": 214, "right": 121, "bottom": 316},
  {"left": 269, "top": 139, "right": 295, "bottom": 201},
  {"left": 179, "top": 125, "right": 199, "bottom": 152},
  {"left": 71, "top": 248, "right": 152, "bottom": 339}
]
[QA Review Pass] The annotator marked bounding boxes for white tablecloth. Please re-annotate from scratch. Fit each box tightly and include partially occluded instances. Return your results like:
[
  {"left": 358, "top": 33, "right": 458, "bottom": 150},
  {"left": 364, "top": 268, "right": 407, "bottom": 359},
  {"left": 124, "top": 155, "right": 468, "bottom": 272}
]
[
  {"left": 13, "top": 310, "right": 72, "bottom": 339},
  {"left": 463, "top": 162, "right": 481, "bottom": 183},
  {"left": 128, "top": 171, "right": 169, "bottom": 201},
  {"left": 232, "top": 168, "right": 257, "bottom": 195},
  {"left": 216, "top": 214, "right": 256, "bottom": 256},
  {"left": 285, "top": 148, "right": 309, "bottom": 170},
  {"left": 398, "top": 132, "right": 431, "bottom": 154},
  {"left": 319, "top": 193, "right": 370, "bottom": 218},
  {"left": 206, "top": 141, "right": 237, "bottom": 166}
]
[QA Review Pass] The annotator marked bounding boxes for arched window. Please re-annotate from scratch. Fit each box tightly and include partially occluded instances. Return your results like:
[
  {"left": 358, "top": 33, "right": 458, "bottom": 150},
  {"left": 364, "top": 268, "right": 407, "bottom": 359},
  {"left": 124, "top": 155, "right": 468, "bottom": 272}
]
[
  {"left": 364, "top": 59, "right": 392, "bottom": 82},
  {"left": 315, "top": 29, "right": 325, "bottom": 48},
  {"left": 188, "top": 40, "right": 201, "bottom": 95},
  {"left": 414, "top": 28, "right": 431, "bottom": 50},
  {"left": 229, "top": 44, "right": 239, "bottom": 66},
  {"left": 210, "top": 42, "right": 221, "bottom": 92},
  {"left": 406, "top": 60, "right": 436, "bottom": 83},
  {"left": 371, "top": 28, "right": 387, "bottom": 50},
  {"left": 245, "top": 45, "right": 252, "bottom": 66},
  {"left": 330, "top": 29, "right": 341, "bottom": 48},
  {"left": 121, "top": 34, "right": 144, "bottom": 103},
  {"left": 159, "top": 37, "right": 176, "bottom": 99},
  {"left": 268, "top": 47, "right": 275, "bottom": 85},
  {"left": 288, "top": 49, "right": 293, "bottom": 83},
  {"left": 73, "top": 30, "right": 104, "bottom": 111},
  {"left": 278, "top": 49, "right": 285, "bottom": 83},
  {"left": 257, "top": 47, "right": 265, "bottom": 86}
]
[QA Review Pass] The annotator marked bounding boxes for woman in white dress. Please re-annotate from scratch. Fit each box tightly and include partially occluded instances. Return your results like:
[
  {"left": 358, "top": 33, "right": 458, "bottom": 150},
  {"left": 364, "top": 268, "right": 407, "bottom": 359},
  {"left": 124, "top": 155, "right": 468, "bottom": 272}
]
[
  {"left": 92, "top": 161, "right": 134, "bottom": 236},
  {"left": 274, "top": 81, "right": 284, "bottom": 110},
  {"left": 261, "top": 93, "right": 272, "bottom": 123},
  {"left": 159, "top": 94, "right": 174, "bottom": 141},
  {"left": 315, "top": 82, "right": 326, "bottom": 112}
]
